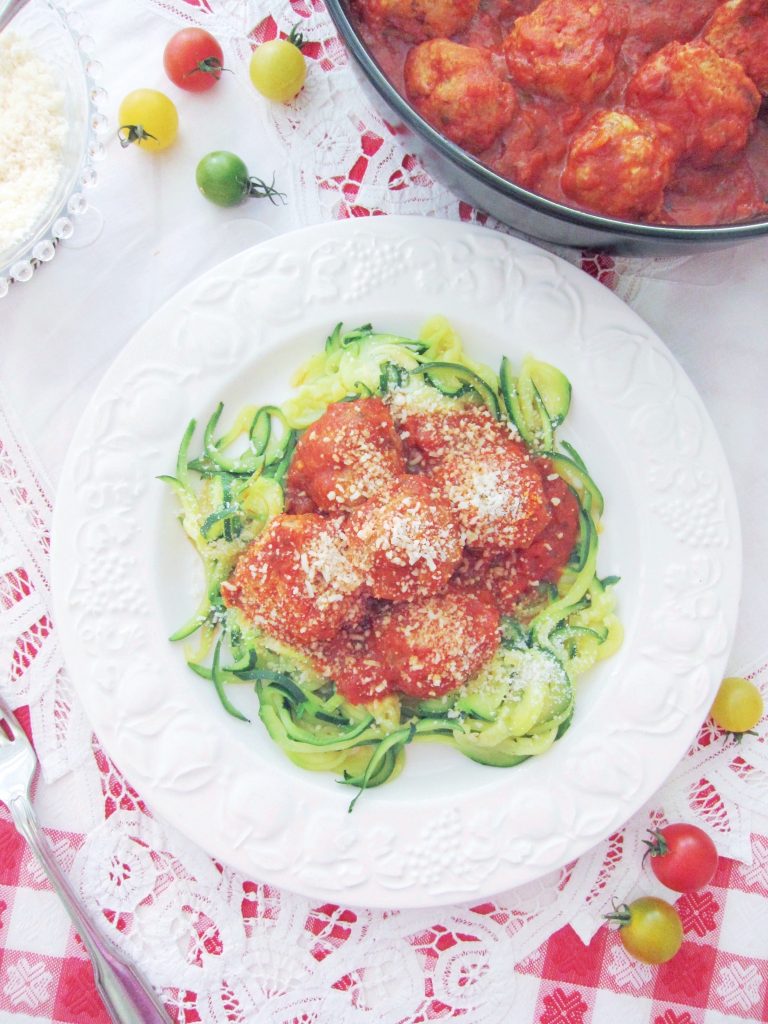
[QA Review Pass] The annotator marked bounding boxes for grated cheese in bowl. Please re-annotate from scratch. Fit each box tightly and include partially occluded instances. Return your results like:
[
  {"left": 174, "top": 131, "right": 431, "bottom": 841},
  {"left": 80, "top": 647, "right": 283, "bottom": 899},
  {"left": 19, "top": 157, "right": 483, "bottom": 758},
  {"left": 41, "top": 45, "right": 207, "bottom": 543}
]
[
  {"left": 0, "top": 33, "right": 67, "bottom": 253},
  {"left": 0, "top": 1, "right": 106, "bottom": 296}
]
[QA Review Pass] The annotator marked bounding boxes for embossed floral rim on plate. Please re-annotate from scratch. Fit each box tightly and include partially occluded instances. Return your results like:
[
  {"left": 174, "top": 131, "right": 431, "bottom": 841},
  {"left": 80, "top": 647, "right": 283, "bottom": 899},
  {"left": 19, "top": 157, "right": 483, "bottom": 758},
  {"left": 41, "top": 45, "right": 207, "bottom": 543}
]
[{"left": 51, "top": 217, "right": 741, "bottom": 908}]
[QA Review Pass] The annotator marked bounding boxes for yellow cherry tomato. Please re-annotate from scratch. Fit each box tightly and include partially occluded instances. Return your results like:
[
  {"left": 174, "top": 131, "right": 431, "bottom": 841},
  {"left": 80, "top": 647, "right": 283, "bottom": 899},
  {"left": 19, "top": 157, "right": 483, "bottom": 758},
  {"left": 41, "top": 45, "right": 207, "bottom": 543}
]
[
  {"left": 118, "top": 89, "right": 179, "bottom": 151},
  {"left": 249, "top": 26, "right": 307, "bottom": 103},
  {"left": 711, "top": 676, "right": 763, "bottom": 735},
  {"left": 609, "top": 897, "right": 683, "bottom": 965}
]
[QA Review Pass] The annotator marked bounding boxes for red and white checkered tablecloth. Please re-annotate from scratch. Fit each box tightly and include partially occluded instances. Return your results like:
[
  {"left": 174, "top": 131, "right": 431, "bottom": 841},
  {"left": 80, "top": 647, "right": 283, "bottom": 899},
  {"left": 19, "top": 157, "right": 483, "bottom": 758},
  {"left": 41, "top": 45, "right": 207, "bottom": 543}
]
[{"left": 1, "top": 730, "right": 767, "bottom": 1024}]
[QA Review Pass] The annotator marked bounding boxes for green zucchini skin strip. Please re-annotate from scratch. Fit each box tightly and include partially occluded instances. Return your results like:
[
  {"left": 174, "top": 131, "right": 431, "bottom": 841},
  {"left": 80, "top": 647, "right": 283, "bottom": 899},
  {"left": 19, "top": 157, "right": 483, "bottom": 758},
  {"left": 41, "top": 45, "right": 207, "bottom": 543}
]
[
  {"left": 561, "top": 440, "right": 588, "bottom": 471},
  {"left": 499, "top": 356, "right": 532, "bottom": 444},
  {"left": 164, "top": 322, "right": 619, "bottom": 805},
  {"left": 257, "top": 680, "right": 378, "bottom": 752},
  {"left": 168, "top": 596, "right": 211, "bottom": 642},
  {"left": 452, "top": 737, "right": 531, "bottom": 768},
  {"left": 211, "top": 640, "right": 249, "bottom": 722},
  {"left": 203, "top": 404, "right": 267, "bottom": 476},
  {"left": 528, "top": 382, "right": 554, "bottom": 451},
  {"left": 342, "top": 724, "right": 417, "bottom": 812},
  {"left": 249, "top": 407, "right": 272, "bottom": 455},
  {"left": 263, "top": 430, "right": 297, "bottom": 483},
  {"left": 525, "top": 359, "right": 572, "bottom": 427},
  {"left": 410, "top": 362, "right": 501, "bottom": 419},
  {"left": 176, "top": 418, "right": 197, "bottom": 487},
  {"left": 530, "top": 508, "right": 599, "bottom": 649},
  {"left": 542, "top": 450, "right": 605, "bottom": 520}
]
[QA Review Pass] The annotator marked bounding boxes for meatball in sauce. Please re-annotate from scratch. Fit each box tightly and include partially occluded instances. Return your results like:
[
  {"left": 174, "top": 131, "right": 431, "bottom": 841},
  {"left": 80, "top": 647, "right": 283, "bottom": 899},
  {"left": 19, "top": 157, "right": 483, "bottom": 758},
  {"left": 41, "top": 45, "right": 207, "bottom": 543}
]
[
  {"left": 353, "top": 0, "right": 768, "bottom": 224},
  {"left": 405, "top": 39, "right": 517, "bottom": 153}
]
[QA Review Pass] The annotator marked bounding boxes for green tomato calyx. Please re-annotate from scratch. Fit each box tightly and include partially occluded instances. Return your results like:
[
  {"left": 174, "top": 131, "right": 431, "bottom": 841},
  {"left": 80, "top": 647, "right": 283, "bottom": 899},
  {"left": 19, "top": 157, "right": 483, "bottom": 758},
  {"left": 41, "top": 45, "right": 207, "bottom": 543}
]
[
  {"left": 247, "top": 174, "right": 286, "bottom": 205},
  {"left": 604, "top": 899, "right": 632, "bottom": 928},
  {"left": 642, "top": 828, "right": 669, "bottom": 862},
  {"left": 722, "top": 727, "right": 758, "bottom": 743},
  {"left": 118, "top": 124, "right": 158, "bottom": 148},
  {"left": 287, "top": 23, "right": 306, "bottom": 50},
  {"left": 185, "top": 57, "right": 228, "bottom": 79}
]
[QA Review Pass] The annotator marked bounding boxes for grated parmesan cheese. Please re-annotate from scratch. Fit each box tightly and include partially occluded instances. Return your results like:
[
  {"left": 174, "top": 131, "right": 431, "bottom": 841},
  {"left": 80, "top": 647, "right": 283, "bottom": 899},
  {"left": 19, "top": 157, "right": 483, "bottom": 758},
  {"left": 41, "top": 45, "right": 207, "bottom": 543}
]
[
  {"left": 0, "top": 34, "right": 67, "bottom": 253},
  {"left": 303, "top": 526, "right": 363, "bottom": 608}
]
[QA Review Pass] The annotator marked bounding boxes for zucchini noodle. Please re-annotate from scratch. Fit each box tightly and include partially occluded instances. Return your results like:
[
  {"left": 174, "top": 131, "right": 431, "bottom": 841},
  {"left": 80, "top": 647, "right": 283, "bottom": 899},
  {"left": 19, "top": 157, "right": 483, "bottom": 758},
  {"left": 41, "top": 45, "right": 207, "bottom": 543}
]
[{"left": 164, "top": 318, "right": 622, "bottom": 808}]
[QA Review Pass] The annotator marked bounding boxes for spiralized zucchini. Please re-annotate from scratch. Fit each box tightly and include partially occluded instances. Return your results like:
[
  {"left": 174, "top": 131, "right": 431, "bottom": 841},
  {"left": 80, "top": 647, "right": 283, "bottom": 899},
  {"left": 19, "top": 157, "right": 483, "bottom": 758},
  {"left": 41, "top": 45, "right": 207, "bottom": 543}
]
[{"left": 164, "top": 317, "right": 621, "bottom": 808}]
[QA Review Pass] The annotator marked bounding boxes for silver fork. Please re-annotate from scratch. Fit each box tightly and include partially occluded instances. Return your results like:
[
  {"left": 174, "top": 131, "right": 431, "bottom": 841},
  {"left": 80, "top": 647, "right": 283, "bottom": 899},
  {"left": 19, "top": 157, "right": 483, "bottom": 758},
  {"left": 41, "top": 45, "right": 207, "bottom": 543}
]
[{"left": 0, "top": 695, "right": 172, "bottom": 1024}]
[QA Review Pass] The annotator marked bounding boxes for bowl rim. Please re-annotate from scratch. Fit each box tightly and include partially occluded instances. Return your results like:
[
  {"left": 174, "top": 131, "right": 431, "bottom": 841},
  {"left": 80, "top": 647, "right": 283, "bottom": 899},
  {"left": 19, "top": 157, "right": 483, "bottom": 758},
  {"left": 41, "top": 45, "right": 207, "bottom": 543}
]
[
  {"left": 325, "top": 0, "right": 768, "bottom": 242},
  {"left": 0, "top": 0, "right": 104, "bottom": 288}
]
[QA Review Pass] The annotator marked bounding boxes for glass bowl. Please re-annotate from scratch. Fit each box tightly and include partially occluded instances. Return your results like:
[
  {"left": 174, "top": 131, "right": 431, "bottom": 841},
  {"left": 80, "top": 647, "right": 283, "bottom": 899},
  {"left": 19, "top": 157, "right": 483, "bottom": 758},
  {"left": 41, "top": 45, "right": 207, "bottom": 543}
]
[{"left": 0, "top": 0, "right": 107, "bottom": 297}]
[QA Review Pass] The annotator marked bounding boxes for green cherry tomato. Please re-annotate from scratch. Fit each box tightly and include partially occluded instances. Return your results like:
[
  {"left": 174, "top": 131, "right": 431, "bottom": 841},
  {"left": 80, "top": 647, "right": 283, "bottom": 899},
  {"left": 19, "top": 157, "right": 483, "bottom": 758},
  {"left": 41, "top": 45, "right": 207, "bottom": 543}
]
[
  {"left": 118, "top": 89, "right": 179, "bottom": 151},
  {"left": 249, "top": 26, "right": 307, "bottom": 102},
  {"left": 711, "top": 676, "right": 764, "bottom": 735},
  {"left": 195, "top": 151, "right": 285, "bottom": 208},
  {"left": 608, "top": 897, "right": 683, "bottom": 965},
  {"left": 196, "top": 151, "right": 250, "bottom": 206}
]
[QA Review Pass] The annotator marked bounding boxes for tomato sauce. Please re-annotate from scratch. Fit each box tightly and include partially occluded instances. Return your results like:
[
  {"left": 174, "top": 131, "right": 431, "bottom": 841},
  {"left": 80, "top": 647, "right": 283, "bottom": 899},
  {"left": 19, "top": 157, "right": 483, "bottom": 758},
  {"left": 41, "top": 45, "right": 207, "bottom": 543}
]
[{"left": 352, "top": 0, "right": 768, "bottom": 225}]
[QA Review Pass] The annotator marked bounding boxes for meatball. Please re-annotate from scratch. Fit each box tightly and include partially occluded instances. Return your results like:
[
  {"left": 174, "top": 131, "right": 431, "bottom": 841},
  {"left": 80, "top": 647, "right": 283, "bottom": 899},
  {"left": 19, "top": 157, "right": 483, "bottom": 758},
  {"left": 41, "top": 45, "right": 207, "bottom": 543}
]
[
  {"left": 453, "top": 468, "right": 580, "bottom": 609},
  {"left": 433, "top": 444, "right": 551, "bottom": 552},
  {"left": 561, "top": 110, "right": 675, "bottom": 220},
  {"left": 285, "top": 397, "right": 405, "bottom": 513},
  {"left": 371, "top": 590, "right": 500, "bottom": 698},
  {"left": 311, "top": 618, "right": 395, "bottom": 705},
  {"left": 626, "top": 41, "right": 761, "bottom": 168},
  {"left": 358, "top": 0, "right": 480, "bottom": 42},
  {"left": 347, "top": 476, "right": 464, "bottom": 601},
  {"left": 312, "top": 588, "right": 500, "bottom": 702},
  {"left": 626, "top": 0, "right": 720, "bottom": 51},
  {"left": 397, "top": 403, "right": 524, "bottom": 471},
  {"left": 451, "top": 549, "right": 531, "bottom": 613},
  {"left": 404, "top": 39, "right": 518, "bottom": 154},
  {"left": 516, "top": 468, "right": 581, "bottom": 581},
  {"left": 221, "top": 515, "right": 364, "bottom": 647},
  {"left": 503, "top": 0, "right": 629, "bottom": 104},
  {"left": 705, "top": 0, "right": 768, "bottom": 94}
]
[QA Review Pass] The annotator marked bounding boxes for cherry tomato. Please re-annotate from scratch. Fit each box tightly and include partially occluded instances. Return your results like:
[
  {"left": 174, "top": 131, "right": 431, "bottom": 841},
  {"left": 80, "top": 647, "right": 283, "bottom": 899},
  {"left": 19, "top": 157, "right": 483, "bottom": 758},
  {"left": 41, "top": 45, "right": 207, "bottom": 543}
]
[
  {"left": 196, "top": 151, "right": 249, "bottom": 206},
  {"left": 249, "top": 25, "right": 307, "bottom": 102},
  {"left": 118, "top": 89, "right": 178, "bottom": 151},
  {"left": 195, "top": 151, "right": 284, "bottom": 207},
  {"left": 711, "top": 676, "right": 763, "bottom": 735},
  {"left": 607, "top": 897, "right": 683, "bottom": 964},
  {"left": 644, "top": 823, "right": 718, "bottom": 892},
  {"left": 163, "top": 28, "right": 225, "bottom": 92}
]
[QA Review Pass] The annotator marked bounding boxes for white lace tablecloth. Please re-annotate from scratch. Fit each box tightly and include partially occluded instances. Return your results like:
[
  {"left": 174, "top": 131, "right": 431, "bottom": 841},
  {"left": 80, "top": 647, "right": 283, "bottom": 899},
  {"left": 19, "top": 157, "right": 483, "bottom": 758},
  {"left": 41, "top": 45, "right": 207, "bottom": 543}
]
[{"left": 1, "top": 1, "right": 768, "bottom": 1022}]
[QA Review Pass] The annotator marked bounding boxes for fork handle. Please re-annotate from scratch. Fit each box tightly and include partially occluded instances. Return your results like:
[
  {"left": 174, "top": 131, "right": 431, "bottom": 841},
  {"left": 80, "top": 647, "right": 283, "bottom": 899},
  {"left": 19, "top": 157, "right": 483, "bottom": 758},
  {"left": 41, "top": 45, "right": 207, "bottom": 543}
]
[{"left": 9, "top": 795, "right": 172, "bottom": 1024}]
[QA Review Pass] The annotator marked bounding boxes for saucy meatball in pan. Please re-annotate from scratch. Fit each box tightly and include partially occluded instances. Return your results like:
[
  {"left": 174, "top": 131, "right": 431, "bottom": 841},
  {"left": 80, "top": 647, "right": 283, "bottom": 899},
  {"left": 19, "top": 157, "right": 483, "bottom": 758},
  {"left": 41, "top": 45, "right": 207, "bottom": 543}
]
[{"left": 349, "top": 0, "right": 768, "bottom": 225}]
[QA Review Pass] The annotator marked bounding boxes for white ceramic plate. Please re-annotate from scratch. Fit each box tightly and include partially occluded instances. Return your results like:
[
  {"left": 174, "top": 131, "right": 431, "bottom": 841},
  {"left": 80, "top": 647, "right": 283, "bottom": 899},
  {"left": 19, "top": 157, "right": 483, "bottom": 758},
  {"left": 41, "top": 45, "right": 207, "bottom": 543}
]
[{"left": 51, "top": 217, "right": 741, "bottom": 908}]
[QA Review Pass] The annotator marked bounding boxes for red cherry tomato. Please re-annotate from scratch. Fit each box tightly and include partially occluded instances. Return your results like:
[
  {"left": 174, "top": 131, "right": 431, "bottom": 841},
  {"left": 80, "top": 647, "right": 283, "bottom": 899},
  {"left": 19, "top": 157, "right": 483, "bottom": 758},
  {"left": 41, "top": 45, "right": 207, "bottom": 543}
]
[
  {"left": 163, "top": 28, "right": 225, "bottom": 92},
  {"left": 644, "top": 823, "right": 719, "bottom": 892}
]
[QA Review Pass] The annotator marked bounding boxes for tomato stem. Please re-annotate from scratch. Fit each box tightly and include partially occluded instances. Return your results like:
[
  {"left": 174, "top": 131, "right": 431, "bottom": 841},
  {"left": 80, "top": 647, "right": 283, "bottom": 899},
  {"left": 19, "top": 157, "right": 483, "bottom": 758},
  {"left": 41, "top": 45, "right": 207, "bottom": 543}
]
[
  {"left": 723, "top": 728, "right": 758, "bottom": 743},
  {"left": 287, "top": 23, "right": 306, "bottom": 50},
  {"left": 184, "top": 57, "right": 229, "bottom": 79},
  {"left": 247, "top": 174, "right": 286, "bottom": 205},
  {"left": 604, "top": 899, "right": 632, "bottom": 928},
  {"left": 118, "top": 124, "right": 158, "bottom": 148},
  {"left": 642, "top": 828, "right": 669, "bottom": 863}
]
